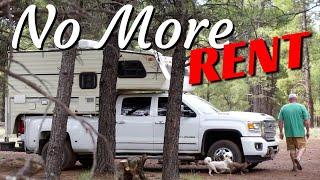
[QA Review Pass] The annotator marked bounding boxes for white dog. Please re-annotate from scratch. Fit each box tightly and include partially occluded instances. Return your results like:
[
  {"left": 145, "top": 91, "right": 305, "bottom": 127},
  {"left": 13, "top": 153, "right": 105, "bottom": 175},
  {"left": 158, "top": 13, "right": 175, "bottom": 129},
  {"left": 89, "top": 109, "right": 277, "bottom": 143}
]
[{"left": 203, "top": 156, "right": 232, "bottom": 176}]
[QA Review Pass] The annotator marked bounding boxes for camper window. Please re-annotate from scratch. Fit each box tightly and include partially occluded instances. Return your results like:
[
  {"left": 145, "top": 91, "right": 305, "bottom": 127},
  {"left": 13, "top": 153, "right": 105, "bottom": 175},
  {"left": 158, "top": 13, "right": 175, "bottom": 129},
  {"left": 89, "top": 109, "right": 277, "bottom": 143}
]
[
  {"left": 79, "top": 72, "right": 97, "bottom": 89},
  {"left": 121, "top": 97, "right": 151, "bottom": 116},
  {"left": 118, "top": 61, "right": 147, "bottom": 78}
]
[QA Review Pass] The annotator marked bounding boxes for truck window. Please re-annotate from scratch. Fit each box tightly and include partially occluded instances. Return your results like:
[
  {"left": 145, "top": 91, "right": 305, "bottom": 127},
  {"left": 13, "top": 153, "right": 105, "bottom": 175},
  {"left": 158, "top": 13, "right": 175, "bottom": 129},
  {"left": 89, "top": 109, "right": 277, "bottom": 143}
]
[
  {"left": 118, "top": 61, "right": 147, "bottom": 78},
  {"left": 158, "top": 97, "right": 196, "bottom": 117},
  {"left": 79, "top": 72, "right": 97, "bottom": 89},
  {"left": 121, "top": 97, "right": 151, "bottom": 116}
]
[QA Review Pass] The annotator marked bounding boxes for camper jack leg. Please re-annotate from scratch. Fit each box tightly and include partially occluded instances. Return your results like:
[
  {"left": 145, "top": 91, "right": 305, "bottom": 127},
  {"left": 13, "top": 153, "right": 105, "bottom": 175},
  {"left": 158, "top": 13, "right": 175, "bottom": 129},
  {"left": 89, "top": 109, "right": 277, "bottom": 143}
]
[{"left": 0, "top": 137, "right": 15, "bottom": 151}]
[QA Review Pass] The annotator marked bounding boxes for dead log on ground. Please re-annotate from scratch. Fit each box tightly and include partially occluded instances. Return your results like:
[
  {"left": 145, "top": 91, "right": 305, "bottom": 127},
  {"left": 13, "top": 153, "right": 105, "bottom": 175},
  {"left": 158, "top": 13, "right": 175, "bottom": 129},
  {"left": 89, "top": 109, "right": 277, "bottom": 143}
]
[{"left": 119, "top": 154, "right": 148, "bottom": 180}]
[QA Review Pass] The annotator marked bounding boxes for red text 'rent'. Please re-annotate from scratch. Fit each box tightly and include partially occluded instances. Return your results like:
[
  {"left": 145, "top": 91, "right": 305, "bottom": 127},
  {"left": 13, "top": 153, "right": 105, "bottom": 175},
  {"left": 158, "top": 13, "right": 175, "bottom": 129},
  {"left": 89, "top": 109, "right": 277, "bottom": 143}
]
[{"left": 189, "top": 32, "right": 312, "bottom": 85}]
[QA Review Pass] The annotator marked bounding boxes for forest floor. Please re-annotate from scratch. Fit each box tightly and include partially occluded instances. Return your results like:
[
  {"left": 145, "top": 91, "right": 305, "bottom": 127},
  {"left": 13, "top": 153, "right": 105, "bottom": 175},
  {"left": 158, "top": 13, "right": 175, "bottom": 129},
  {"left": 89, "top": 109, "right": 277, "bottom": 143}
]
[{"left": 0, "top": 130, "right": 320, "bottom": 179}]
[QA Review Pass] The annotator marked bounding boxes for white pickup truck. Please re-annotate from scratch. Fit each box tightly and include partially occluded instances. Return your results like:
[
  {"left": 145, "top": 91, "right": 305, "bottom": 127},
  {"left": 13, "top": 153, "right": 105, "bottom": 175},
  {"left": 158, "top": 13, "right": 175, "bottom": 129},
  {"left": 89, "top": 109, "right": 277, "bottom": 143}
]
[{"left": 21, "top": 93, "right": 279, "bottom": 169}]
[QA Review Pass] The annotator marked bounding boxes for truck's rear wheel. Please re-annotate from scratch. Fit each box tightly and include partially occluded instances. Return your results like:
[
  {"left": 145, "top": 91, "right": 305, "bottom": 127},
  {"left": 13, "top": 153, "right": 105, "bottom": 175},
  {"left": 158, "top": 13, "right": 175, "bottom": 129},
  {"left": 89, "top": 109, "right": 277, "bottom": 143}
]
[
  {"left": 79, "top": 157, "right": 93, "bottom": 168},
  {"left": 207, "top": 140, "right": 243, "bottom": 163},
  {"left": 41, "top": 141, "right": 76, "bottom": 170}
]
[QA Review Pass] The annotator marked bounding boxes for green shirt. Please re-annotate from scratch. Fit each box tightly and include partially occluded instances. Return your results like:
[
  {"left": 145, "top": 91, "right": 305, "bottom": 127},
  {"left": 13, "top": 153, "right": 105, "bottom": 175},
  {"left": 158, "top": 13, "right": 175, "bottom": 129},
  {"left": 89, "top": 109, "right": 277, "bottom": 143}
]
[{"left": 278, "top": 103, "right": 310, "bottom": 137}]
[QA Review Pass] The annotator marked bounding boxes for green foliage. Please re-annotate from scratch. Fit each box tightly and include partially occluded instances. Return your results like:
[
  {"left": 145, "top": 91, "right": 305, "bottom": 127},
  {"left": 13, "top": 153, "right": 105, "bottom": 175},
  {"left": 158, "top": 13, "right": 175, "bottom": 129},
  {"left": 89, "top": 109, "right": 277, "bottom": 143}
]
[
  {"left": 193, "top": 0, "right": 319, "bottom": 119},
  {"left": 78, "top": 171, "right": 91, "bottom": 180},
  {"left": 309, "top": 31, "right": 320, "bottom": 114},
  {"left": 194, "top": 79, "right": 250, "bottom": 111}
]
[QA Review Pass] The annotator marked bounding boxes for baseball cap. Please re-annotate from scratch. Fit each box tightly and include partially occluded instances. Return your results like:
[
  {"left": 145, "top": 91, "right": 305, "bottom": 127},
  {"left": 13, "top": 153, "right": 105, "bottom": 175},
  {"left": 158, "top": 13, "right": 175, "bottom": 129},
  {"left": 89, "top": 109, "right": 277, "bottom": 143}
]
[{"left": 288, "top": 93, "right": 297, "bottom": 99}]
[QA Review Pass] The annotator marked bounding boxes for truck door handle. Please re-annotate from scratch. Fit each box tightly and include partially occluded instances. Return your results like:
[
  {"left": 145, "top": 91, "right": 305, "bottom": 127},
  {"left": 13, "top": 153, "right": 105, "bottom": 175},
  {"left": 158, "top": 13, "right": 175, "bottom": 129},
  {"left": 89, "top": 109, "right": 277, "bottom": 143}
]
[
  {"left": 116, "top": 121, "right": 126, "bottom": 124},
  {"left": 155, "top": 121, "right": 165, "bottom": 125}
]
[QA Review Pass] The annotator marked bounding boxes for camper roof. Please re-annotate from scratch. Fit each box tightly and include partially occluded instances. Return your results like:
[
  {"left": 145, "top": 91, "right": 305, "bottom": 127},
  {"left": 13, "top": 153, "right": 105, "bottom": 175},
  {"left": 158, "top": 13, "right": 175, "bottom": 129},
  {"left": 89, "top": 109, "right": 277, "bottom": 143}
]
[
  {"left": 11, "top": 40, "right": 155, "bottom": 56},
  {"left": 11, "top": 48, "right": 155, "bottom": 56}
]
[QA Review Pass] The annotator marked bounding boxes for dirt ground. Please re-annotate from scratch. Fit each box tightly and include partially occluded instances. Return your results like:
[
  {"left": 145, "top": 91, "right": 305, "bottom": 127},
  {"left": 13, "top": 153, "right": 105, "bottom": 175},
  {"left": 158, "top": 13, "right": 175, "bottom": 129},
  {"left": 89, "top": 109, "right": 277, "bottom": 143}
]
[{"left": 0, "top": 137, "right": 320, "bottom": 180}]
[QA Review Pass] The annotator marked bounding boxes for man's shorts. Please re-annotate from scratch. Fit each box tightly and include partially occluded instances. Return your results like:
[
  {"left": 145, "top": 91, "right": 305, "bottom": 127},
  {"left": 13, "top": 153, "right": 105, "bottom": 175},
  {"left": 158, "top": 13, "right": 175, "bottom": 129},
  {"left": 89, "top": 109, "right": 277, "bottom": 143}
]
[{"left": 286, "top": 137, "right": 307, "bottom": 151}]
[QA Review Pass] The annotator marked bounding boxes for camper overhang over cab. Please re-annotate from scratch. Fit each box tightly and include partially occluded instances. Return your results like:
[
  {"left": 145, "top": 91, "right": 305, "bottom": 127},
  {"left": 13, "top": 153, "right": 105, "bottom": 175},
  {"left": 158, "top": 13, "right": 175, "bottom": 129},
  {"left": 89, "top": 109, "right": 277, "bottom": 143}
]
[{"left": 5, "top": 46, "right": 193, "bottom": 135}]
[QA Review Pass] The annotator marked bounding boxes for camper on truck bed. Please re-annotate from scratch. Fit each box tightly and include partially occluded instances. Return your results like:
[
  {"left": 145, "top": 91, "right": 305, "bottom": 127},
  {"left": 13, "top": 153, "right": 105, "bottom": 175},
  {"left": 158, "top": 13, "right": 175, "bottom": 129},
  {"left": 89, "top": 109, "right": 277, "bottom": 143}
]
[
  {"left": 6, "top": 48, "right": 192, "bottom": 135},
  {"left": 5, "top": 47, "right": 279, "bottom": 170}
]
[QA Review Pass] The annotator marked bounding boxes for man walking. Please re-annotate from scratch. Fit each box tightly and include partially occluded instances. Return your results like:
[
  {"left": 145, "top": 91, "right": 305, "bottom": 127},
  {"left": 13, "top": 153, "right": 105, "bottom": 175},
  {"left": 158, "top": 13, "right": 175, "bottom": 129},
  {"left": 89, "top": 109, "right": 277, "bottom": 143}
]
[{"left": 278, "top": 94, "right": 310, "bottom": 172}]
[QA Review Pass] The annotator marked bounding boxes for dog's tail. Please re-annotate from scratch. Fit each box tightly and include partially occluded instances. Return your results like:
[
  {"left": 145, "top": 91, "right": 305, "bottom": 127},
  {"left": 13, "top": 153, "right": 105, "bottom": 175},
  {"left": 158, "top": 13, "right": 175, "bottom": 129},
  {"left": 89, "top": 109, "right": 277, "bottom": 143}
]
[{"left": 204, "top": 157, "right": 212, "bottom": 164}]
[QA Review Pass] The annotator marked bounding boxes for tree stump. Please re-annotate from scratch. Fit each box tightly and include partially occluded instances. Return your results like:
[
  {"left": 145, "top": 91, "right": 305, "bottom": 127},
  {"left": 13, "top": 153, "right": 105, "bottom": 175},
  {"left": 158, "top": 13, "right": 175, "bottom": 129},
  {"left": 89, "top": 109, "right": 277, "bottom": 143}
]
[{"left": 119, "top": 155, "right": 147, "bottom": 180}]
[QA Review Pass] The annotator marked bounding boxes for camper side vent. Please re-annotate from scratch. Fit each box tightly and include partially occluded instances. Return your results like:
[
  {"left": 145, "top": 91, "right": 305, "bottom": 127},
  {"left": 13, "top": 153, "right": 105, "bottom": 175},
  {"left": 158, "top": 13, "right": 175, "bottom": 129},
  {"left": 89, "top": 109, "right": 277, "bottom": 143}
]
[{"left": 86, "top": 97, "right": 95, "bottom": 103}]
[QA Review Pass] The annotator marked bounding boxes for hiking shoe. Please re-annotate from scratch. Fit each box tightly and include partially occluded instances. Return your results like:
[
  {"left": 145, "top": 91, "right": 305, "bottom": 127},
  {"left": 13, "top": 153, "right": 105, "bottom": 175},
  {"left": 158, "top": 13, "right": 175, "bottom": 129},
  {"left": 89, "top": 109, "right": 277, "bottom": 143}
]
[
  {"left": 294, "top": 158, "right": 302, "bottom": 170},
  {"left": 292, "top": 166, "right": 297, "bottom": 172}
]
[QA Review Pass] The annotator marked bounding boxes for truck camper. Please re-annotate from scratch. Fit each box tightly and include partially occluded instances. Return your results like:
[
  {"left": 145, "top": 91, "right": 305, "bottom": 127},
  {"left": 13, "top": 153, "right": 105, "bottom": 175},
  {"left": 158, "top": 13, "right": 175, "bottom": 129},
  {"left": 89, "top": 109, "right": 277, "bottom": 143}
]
[{"left": 6, "top": 42, "right": 192, "bottom": 135}]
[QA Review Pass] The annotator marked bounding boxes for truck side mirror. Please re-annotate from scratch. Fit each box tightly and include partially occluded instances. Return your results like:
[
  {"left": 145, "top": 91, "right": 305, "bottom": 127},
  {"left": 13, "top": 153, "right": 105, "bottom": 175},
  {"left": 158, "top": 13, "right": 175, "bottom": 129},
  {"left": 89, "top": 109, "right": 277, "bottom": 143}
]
[
  {"left": 181, "top": 104, "right": 196, "bottom": 117},
  {"left": 181, "top": 105, "right": 185, "bottom": 112}
]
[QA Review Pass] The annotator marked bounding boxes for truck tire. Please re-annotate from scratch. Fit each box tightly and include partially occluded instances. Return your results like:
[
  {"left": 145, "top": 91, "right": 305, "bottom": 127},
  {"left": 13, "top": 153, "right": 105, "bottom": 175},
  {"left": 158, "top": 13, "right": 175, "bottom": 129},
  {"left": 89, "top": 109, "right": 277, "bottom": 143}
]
[
  {"left": 207, "top": 140, "right": 243, "bottom": 163},
  {"left": 41, "top": 141, "right": 76, "bottom": 170},
  {"left": 79, "top": 157, "right": 93, "bottom": 168}
]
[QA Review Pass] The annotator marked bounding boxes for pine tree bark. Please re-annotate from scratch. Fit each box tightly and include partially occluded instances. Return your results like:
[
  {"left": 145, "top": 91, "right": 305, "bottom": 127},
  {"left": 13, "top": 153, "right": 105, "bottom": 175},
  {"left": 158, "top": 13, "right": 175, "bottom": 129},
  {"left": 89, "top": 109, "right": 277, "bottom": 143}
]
[
  {"left": 94, "top": 28, "right": 119, "bottom": 177},
  {"left": 162, "top": 1, "right": 187, "bottom": 179},
  {"left": 45, "top": 47, "right": 77, "bottom": 179},
  {"left": 251, "top": 77, "right": 277, "bottom": 115},
  {"left": 267, "top": 75, "right": 277, "bottom": 115},
  {"left": 252, "top": 83, "right": 262, "bottom": 113},
  {"left": 301, "top": 0, "right": 314, "bottom": 125},
  {"left": 0, "top": 37, "right": 7, "bottom": 123},
  {"left": 0, "top": 0, "right": 9, "bottom": 123},
  {"left": 93, "top": 1, "right": 124, "bottom": 176}
]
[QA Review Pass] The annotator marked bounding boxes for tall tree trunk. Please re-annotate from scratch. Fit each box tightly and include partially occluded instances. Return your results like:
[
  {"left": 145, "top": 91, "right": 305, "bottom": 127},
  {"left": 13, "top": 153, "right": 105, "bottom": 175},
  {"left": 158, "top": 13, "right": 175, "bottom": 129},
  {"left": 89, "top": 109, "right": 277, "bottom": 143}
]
[
  {"left": 94, "top": 1, "right": 124, "bottom": 176},
  {"left": 0, "top": 0, "right": 9, "bottom": 123},
  {"left": 303, "top": 46, "right": 314, "bottom": 124},
  {"left": 252, "top": 82, "right": 262, "bottom": 113},
  {"left": 45, "top": 47, "right": 77, "bottom": 179},
  {"left": 301, "top": 0, "right": 314, "bottom": 125},
  {"left": 0, "top": 37, "right": 7, "bottom": 123},
  {"left": 251, "top": 76, "right": 276, "bottom": 116},
  {"left": 267, "top": 75, "right": 277, "bottom": 115},
  {"left": 94, "top": 23, "right": 119, "bottom": 177},
  {"left": 162, "top": 1, "right": 187, "bottom": 179}
]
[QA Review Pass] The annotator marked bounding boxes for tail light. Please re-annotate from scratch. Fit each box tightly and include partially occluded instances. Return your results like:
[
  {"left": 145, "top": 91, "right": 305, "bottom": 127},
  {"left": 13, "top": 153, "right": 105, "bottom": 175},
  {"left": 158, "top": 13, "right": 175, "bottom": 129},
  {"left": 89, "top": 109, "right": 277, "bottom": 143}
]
[{"left": 17, "top": 120, "right": 25, "bottom": 134}]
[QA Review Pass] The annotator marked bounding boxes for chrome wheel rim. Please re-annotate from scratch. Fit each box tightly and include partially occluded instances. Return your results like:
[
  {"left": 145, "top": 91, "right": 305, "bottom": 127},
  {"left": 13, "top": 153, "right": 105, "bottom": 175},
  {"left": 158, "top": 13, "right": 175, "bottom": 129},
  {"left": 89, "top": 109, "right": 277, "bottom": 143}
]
[{"left": 213, "top": 148, "right": 233, "bottom": 161}]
